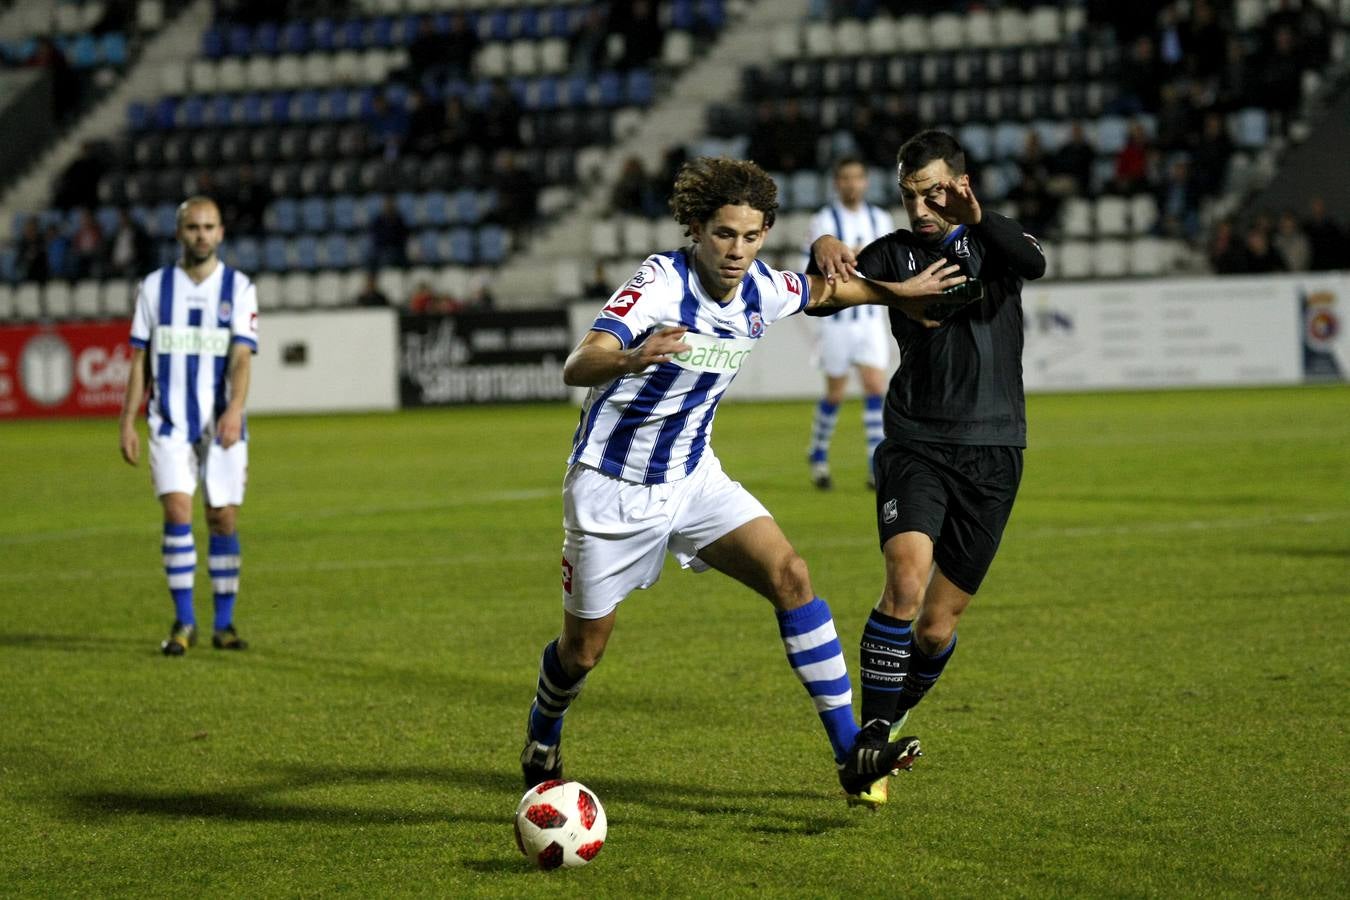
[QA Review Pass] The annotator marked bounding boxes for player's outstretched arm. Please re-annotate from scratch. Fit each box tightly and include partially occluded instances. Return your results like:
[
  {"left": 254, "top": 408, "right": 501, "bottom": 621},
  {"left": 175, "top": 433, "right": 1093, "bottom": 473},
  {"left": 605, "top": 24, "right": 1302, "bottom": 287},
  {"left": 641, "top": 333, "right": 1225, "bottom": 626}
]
[
  {"left": 805, "top": 259, "right": 967, "bottom": 328},
  {"left": 118, "top": 347, "right": 148, "bottom": 465},
  {"left": 563, "top": 327, "right": 691, "bottom": 387}
]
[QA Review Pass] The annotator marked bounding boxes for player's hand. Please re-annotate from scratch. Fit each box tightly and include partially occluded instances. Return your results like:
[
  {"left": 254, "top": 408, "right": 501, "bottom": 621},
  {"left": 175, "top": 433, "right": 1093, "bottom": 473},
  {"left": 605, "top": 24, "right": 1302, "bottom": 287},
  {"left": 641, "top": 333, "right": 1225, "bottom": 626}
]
[
  {"left": 119, "top": 421, "right": 140, "bottom": 465},
  {"left": 217, "top": 408, "right": 243, "bottom": 448},
  {"left": 887, "top": 260, "right": 968, "bottom": 328},
  {"left": 926, "top": 179, "right": 982, "bottom": 226},
  {"left": 627, "top": 326, "right": 690, "bottom": 372},
  {"left": 812, "top": 235, "right": 858, "bottom": 283}
]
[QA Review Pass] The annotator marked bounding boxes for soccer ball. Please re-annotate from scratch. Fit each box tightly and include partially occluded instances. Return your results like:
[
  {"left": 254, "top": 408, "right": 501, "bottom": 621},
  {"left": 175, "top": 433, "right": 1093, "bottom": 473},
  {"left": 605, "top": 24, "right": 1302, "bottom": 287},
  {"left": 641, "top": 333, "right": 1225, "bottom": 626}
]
[{"left": 514, "top": 780, "right": 607, "bottom": 870}]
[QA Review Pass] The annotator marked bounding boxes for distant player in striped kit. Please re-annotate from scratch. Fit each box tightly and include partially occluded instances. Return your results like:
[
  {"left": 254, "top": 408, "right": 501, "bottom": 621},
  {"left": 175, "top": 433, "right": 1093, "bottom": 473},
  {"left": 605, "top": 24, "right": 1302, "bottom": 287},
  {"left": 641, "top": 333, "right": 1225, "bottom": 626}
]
[
  {"left": 118, "top": 196, "right": 259, "bottom": 656},
  {"left": 520, "top": 157, "right": 968, "bottom": 806},
  {"left": 803, "top": 158, "right": 896, "bottom": 491}
]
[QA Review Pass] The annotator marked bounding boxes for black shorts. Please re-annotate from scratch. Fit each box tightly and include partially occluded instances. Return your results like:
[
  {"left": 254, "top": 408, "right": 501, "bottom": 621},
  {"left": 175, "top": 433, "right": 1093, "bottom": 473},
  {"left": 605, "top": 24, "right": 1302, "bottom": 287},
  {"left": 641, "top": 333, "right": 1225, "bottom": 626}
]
[{"left": 873, "top": 437, "right": 1023, "bottom": 595}]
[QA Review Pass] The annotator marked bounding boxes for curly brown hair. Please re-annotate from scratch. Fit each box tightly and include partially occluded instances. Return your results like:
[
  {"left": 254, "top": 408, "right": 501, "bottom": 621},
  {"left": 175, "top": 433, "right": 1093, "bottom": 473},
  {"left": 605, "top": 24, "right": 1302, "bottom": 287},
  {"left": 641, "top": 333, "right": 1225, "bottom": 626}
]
[{"left": 669, "top": 157, "right": 778, "bottom": 236}]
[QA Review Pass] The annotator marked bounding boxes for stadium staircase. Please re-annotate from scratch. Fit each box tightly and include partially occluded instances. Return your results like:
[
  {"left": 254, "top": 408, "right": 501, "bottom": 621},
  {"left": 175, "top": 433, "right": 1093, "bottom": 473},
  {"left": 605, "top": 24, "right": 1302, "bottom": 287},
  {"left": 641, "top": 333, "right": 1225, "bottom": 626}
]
[{"left": 491, "top": 0, "right": 810, "bottom": 309}]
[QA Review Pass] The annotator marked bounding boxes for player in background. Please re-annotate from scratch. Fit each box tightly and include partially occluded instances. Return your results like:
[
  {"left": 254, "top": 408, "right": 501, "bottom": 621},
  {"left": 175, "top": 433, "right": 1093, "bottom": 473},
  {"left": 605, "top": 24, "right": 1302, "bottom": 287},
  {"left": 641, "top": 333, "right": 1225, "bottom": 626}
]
[
  {"left": 521, "top": 157, "right": 969, "bottom": 807},
  {"left": 809, "top": 131, "right": 1046, "bottom": 805},
  {"left": 118, "top": 196, "right": 259, "bottom": 656},
  {"left": 802, "top": 157, "right": 896, "bottom": 490}
]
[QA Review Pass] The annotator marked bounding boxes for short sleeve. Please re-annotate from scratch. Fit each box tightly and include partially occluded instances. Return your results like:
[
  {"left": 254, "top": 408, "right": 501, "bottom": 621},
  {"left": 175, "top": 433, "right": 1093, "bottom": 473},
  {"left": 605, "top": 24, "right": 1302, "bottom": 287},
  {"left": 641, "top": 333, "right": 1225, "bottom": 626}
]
[
  {"left": 755, "top": 261, "right": 811, "bottom": 322},
  {"left": 591, "top": 256, "right": 678, "bottom": 348},
  {"left": 231, "top": 274, "right": 259, "bottom": 352},
  {"left": 129, "top": 277, "right": 152, "bottom": 349}
]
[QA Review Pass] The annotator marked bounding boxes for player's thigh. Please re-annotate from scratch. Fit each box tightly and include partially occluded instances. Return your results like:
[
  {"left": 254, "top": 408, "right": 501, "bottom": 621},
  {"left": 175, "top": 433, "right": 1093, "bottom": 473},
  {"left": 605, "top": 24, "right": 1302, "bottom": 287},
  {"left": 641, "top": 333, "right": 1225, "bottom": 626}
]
[
  {"left": 694, "top": 515, "right": 809, "bottom": 606},
  {"left": 817, "top": 321, "right": 855, "bottom": 378},
  {"left": 561, "top": 466, "right": 671, "bottom": 620},
  {"left": 203, "top": 439, "right": 248, "bottom": 509},
  {"left": 933, "top": 446, "right": 1023, "bottom": 596},
  {"left": 874, "top": 438, "right": 949, "bottom": 552},
  {"left": 149, "top": 437, "right": 199, "bottom": 500}
]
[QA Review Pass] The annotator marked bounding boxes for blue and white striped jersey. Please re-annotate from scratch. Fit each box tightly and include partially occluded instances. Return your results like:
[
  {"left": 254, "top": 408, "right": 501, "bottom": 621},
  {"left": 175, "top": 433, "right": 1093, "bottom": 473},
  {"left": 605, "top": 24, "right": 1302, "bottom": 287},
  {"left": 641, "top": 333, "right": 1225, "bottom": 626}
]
[
  {"left": 570, "top": 249, "right": 811, "bottom": 484},
  {"left": 803, "top": 202, "right": 895, "bottom": 325},
  {"left": 129, "top": 262, "right": 259, "bottom": 443}
]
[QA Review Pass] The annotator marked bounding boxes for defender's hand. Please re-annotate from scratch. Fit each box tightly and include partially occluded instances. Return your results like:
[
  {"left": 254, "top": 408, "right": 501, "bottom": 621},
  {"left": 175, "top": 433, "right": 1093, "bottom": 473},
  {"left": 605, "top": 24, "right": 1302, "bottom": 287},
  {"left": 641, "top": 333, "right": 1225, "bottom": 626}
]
[
  {"left": 812, "top": 235, "right": 858, "bottom": 283},
  {"left": 119, "top": 422, "right": 140, "bottom": 465},
  {"left": 627, "top": 326, "right": 690, "bottom": 372},
  {"left": 927, "top": 179, "right": 982, "bottom": 226},
  {"left": 217, "top": 408, "right": 243, "bottom": 448}
]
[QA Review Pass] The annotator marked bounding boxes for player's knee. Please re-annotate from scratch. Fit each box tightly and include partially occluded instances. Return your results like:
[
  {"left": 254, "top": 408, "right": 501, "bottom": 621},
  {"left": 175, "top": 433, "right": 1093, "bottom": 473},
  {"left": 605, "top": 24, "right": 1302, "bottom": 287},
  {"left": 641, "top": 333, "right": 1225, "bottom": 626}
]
[
  {"left": 914, "top": 621, "right": 954, "bottom": 656},
  {"left": 772, "top": 552, "right": 814, "bottom": 605}
]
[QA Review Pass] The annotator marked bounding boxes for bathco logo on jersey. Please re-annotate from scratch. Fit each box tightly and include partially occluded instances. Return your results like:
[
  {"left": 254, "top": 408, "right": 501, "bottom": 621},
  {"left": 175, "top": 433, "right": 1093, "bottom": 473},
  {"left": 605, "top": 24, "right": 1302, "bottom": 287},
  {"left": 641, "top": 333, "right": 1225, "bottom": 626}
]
[
  {"left": 154, "top": 325, "right": 232, "bottom": 356},
  {"left": 670, "top": 331, "right": 756, "bottom": 375}
]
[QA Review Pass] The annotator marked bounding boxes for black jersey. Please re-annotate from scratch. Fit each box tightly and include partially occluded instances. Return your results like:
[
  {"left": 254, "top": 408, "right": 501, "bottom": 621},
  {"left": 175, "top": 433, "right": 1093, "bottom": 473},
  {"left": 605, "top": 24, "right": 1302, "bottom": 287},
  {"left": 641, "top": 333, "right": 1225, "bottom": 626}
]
[{"left": 813, "top": 211, "right": 1045, "bottom": 447}]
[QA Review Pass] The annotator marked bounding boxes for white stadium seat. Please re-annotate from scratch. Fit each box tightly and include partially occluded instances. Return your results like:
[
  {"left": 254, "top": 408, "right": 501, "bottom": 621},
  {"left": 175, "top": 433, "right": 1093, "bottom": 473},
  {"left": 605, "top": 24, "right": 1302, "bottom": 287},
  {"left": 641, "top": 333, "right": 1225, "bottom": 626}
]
[
  {"left": 966, "top": 10, "right": 996, "bottom": 47},
  {"left": 930, "top": 13, "right": 964, "bottom": 50},
  {"left": 1060, "top": 198, "right": 1094, "bottom": 239},
  {"left": 1130, "top": 194, "right": 1159, "bottom": 235},
  {"left": 1028, "top": 7, "right": 1063, "bottom": 44},
  {"left": 189, "top": 59, "right": 218, "bottom": 93},
  {"left": 216, "top": 58, "right": 246, "bottom": 92},
  {"left": 895, "top": 16, "right": 931, "bottom": 51},
  {"left": 15, "top": 283, "right": 42, "bottom": 319},
  {"left": 1094, "top": 196, "right": 1130, "bottom": 237},
  {"left": 619, "top": 217, "right": 654, "bottom": 257},
  {"left": 995, "top": 8, "right": 1029, "bottom": 46},
  {"left": 375, "top": 268, "right": 406, "bottom": 307},
  {"left": 101, "top": 281, "right": 134, "bottom": 317},
  {"left": 0, "top": 284, "right": 14, "bottom": 321},
  {"left": 43, "top": 282, "right": 73, "bottom": 318},
  {"left": 280, "top": 272, "right": 315, "bottom": 309},
  {"left": 273, "top": 54, "right": 304, "bottom": 90},
  {"left": 312, "top": 271, "right": 343, "bottom": 307},
  {"left": 1058, "top": 241, "right": 1093, "bottom": 279},
  {"left": 864, "top": 16, "right": 896, "bottom": 55},
  {"left": 590, "top": 219, "right": 620, "bottom": 259},
  {"left": 73, "top": 280, "right": 102, "bottom": 317},
  {"left": 1093, "top": 240, "right": 1129, "bottom": 277}
]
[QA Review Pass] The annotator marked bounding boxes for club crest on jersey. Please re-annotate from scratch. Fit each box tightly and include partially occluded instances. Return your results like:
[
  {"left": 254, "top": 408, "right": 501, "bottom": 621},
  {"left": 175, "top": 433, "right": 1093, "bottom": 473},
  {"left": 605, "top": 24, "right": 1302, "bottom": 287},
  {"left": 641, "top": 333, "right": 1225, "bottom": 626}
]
[
  {"left": 747, "top": 311, "right": 765, "bottom": 338},
  {"left": 954, "top": 234, "right": 971, "bottom": 258},
  {"left": 218, "top": 299, "right": 232, "bottom": 321}
]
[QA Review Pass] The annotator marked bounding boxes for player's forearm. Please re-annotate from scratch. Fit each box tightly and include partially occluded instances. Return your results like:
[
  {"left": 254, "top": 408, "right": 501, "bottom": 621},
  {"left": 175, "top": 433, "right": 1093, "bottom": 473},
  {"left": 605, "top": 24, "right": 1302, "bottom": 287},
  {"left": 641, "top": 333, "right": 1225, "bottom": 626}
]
[
  {"left": 225, "top": 348, "right": 251, "bottom": 413},
  {"left": 118, "top": 350, "right": 147, "bottom": 424},
  {"left": 972, "top": 211, "right": 1046, "bottom": 280},
  {"left": 563, "top": 345, "right": 639, "bottom": 387},
  {"left": 804, "top": 272, "right": 902, "bottom": 311}
]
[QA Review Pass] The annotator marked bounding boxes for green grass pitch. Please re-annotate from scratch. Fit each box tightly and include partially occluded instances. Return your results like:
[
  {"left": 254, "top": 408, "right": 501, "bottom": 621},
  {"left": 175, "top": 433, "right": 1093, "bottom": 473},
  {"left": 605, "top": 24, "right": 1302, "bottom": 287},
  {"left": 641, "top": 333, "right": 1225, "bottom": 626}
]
[{"left": 1, "top": 385, "right": 1347, "bottom": 897}]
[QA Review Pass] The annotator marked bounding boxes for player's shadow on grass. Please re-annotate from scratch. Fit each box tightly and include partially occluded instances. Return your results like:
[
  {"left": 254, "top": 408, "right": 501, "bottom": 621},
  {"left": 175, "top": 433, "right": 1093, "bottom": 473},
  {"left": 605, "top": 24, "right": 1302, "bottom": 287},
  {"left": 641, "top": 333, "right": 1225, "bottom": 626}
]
[{"left": 0, "top": 632, "right": 146, "bottom": 653}]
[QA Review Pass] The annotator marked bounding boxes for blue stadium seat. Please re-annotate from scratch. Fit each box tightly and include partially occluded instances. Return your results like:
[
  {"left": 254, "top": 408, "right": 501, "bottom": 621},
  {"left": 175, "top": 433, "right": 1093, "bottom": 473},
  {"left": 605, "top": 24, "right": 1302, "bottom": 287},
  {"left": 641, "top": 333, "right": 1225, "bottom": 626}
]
[
  {"left": 332, "top": 195, "right": 358, "bottom": 231},
  {"left": 268, "top": 92, "right": 292, "bottom": 124},
  {"left": 517, "top": 8, "right": 540, "bottom": 39},
  {"left": 207, "top": 94, "right": 233, "bottom": 126},
  {"left": 101, "top": 33, "right": 128, "bottom": 67},
  {"left": 477, "top": 189, "right": 499, "bottom": 222},
  {"left": 270, "top": 198, "right": 299, "bottom": 234},
  {"left": 178, "top": 96, "right": 206, "bottom": 128},
  {"left": 597, "top": 71, "right": 622, "bottom": 107},
  {"left": 254, "top": 23, "right": 279, "bottom": 56},
  {"left": 625, "top": 69, "right": 653, "bottom": 106},
  {"left": 96, "top": 206, "right": 120, "bottom": 236},
  {"left": 261, "top": 235, "right": 286, "bottom": 271},
  {"left": 369, "top": 17, "right": 395, "bottom": 49},
  {"left": 152, "top": 203, "right": 177, "bottom": 239},
  {"left": 322, "top": 234, "right": 350, "bottom": 268},
  {"left": 543, "top": 6, "right": 571, "bottom": 37},
  {"left": 300, "top": 197, "right": 328, "bottom": 232},
  {"left": 230, "top": 236, "right": 261, "bottom": 272},
  {"left": 0, "top": 246, "right": 17, "bottom": 283},
  {"left": 335, "top": 19, "right": 363, "bottom": 51},
  {"left": 477, "top": 225, "right": 508, "bottom": 265},
  {"left": 423, "top": 192, "right": 450, "bottom": 227},
  {"left": 671, "top": 0, "right": 697, "bottom": 31},
  {"left": 70, "top": 35, "right": 98, "bottom": 69},
  {"left": 294, "top": 235, "right": 319, "bottom": 270},
  {"left": 311, "top": 19, "right": 336, "bottom": 52},
  {"left": 700, "top": 0, "right": 727, "bottom": 31},
  {"left": 127, "top": 102, "right": 149, "bottom": 130},
  {"left": 322, "top": 87, "right": 353, "bottom": 120},
  {"left": 564, "top": 74, "right": 589, "bottom": 108},
  {"left": 415, "top": 229, "right": 442, "bottom": 264},
  {"left": 202, "top": 27, "right": 224, "bottom": 59},
  {"left": 280, "top": 21, "right": 309, "bottom": 54},
  {"left": 395, "top": 191, "right": 419, "bottom": 226},
  {"left": 227, "top": 25, "right": 251, "bottom": 57},
  {"left": 238, "top": 93, "right": 264, "bottom": 125},
  {"left": 130, "top": 205, "right": 153, "bottom": 231},
  {"left": 448, "top": 227, "right": 475, "bottom": 265},
  {"left": 153, "top": 98, "right": 177, "bottom": 129},
  {"left": 361, "top": 193, "right": 384, "bottom": 225},
  {"left": 485, "top": 10, "right": 511, "bottom": 41},
  {"left": 450, "top": 188, "right": 478, "bottom": 224},
  {"left": 294, "top": 90, "right": 322, "bottom": 122}
]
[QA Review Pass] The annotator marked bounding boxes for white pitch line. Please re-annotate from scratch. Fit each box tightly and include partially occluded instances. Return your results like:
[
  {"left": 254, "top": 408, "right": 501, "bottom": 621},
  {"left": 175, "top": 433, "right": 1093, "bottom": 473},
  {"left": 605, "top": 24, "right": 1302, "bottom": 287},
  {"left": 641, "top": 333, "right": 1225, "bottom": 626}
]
[{"left": 1, "top": 510, "right": 1344, "bottom": 585}]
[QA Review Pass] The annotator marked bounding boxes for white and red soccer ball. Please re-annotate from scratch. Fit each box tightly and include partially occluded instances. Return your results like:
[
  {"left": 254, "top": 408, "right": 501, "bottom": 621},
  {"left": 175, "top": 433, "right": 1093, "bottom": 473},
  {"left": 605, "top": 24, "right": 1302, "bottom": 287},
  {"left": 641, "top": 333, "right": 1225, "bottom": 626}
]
[{"left": 514, "top": 780, "right": 607, "bottom": 870}]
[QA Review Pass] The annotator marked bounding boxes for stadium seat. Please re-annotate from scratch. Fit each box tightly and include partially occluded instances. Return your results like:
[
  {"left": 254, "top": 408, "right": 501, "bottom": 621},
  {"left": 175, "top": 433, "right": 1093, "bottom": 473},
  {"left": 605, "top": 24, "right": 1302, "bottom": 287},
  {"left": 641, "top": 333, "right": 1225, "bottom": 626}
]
[
  {"left": 1093, "top": 240, "right": 1129, "bottom": 278},
  {"left": 1058, "top": 240, "right": 1092, "bottom": 279},
  {"left": 448, "top": 228, "right": 476, "bottom": 265},
  {"left": 0, "top": 284, "right": 14, "bottom": 321},
  {"left": 101, "top": 280, "right": 134, "bottom": 317},
  {"left": 300, "top": 197, "right": 329, "bottom": 233},
  {"left": 1059, "top": 198, "right": 1094, "bottom": 239},
  {"left": 312, "top": 270, "right": 343, "bottom": 307},
  {"left": 263, "top": 236, "right": 289, "bottom": 272},
  {"left": 1028, "top": 7, "right": 1063, "bottom": 44},
  {"left": 253, "top": 273, "right": 281, "bottom": 310},
  {"left": 1094, "top": 196, "right": 1130, "bottom": 237},
  {"left": 14, "top": 283, "right": 42, "bottom": 320},
  {"left": 280, "top": 271, "right": 315, "bottom": 308},
  {"left": 375, "top": 268, "right": 405, "bottom": 306},
  {"left": 1130, "top": 194, "right": 1159, "bottom": 235},
  {"left": 43, "top": 282, "right": 74, "bottom": 319}
]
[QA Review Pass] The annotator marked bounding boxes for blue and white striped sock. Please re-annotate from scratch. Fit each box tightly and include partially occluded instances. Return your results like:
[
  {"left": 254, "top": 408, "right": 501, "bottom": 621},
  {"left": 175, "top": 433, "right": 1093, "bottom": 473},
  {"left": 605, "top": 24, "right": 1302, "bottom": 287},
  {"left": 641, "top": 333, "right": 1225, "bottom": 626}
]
[
  {"left": 209, "top": 532, "right": 241, "bottom": 631},
  {"left": 808, "top": 400, "right": 839, "bottom": 464},
  {"left": 162, "top": 522, "right": 195, "bottom": 626},
  {"left": 777, "top": 597, "right": 860, "bottom": 762},
  {"left": 528, "top": 639, "right": 587, "bottom": 746},
  {"left": 863, "top": 394, "right": 884, "bottom": 475},
  {"left": 896, "top": 633, "right": 957, "bottom": 715}
]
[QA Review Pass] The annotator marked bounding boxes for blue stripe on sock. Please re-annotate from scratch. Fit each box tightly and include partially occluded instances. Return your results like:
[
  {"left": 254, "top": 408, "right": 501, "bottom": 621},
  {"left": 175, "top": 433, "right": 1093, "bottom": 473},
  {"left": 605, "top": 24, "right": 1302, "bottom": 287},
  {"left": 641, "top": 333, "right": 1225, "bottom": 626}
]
[
  {"left": 776, "top": 597, "right": 831, "bottom": 637},
  {"left": 864, "top": 619, "right": 911, "bottom": 637},
  {"left": 164, "top": 523, "right": 191, "bottom": 537},
  {"left": 165, "top": 564, "right": 196, "bottom": 575}
]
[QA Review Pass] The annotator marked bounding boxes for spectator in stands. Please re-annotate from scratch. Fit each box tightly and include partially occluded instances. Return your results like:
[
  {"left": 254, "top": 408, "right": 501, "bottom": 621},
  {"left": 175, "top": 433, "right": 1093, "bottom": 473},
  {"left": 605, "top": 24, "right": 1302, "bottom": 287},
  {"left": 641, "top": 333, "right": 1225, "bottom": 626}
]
[
  {"left": 1242, "top": 220, "right": 1286, "bottom": 273},
  {"left": 775, "top": 98, "right": 820, "bottom": 173},
  {"left": 405, "top": 89, "right": 443, "bottom": 158},
  {"left": 611, "top": 156, "right": 661, "bottom": 218},
  {"left": 441, "top": 94, "right": 475, "bottom": 157},
  {"left": 650, "top": 145, "right": 689, "bottom": 212},
  {"left": 1255, "top": 26, "right": 1304, "bottom": 130},
  {"left": 478, "top": 80, "right": 523, "bottom": 150},
  {"left": 368, "top": 197, "right": 409, "bottom": 270},
  {"left": 1304, "top": 197, "right": 1350, "bottom": 271},
  {"left": 1154, "top": 83, "right": 1197, "bottom": 154},
  {"left": 16, "top": 218, "right": 49, "bottom": 284},
  {"left": 1217, "top": 35, "right": 1256, "bottom": 112},
  {"left": 408, "top": 281, "right": 464, "bottom": 315},
  {"left": 746, "top": 101, "right": 783, "bottom": 171},
  {"left": 227, "top": 164, "right": 271, "bottom": 237},
  {"left": 26, "top": 36, "right": 77, "bottom": 123},
  {"left": 405, "top": 16, "right": 451, "bottom": 91},
  {"left": 1209, "top": 219, "right": 1248, "bottom": 274},
  {"left": 355, "top": 273, "right": 390, "bottom": 307},
  {"left": 569, "top": 5, "right": 612, "bottom": 76},
  {"left": 44, "top": 223, "right": 72, "bottom": 280},
  {"left": 54, "top": 142, "right": 110, "bottom": 211},
  {"left": 1273, "top": 209, "right": 1312, "bottom": 272},
  {"left": 442, "top": 11, "right": 481, "bottom": 82},
  {"left": 493, "top": 152, "right": 540, "bottom": 232},
  {"left": 365, "top": 94, "right": 410, "bottom": 161},
  {"left": 1111, "top": 121, "right": 1151, "bottom": 194},
  {"left": 1181, "top": 0, "right": 1227, "bottom": 79},
  {"left": 583, "top": 261, "right": 611, "bottom": 300},
  {"left": 1113, "top": 34, "right": 1161, "bottom": 115},
  {"left": 71, "top": 208, "right": 105, "bottom": 279},
  {"left": 1189, "top": 112, "right": 1233, "bottom": 200},
  {"left": 1154, "top": 156, "right": 1201, "bottom": 240},
  {"left": 612, "top": 0, "right": 664, "bottom": 70},
  {"left": 1291, "top": 0, "right": 1332, "bottom": 70},
  {"left": 1048, "top": 122, "right": 1095, "bottom": 198},
  {"left": 107, "top": 208, "right": 154, "bottom": 279}
]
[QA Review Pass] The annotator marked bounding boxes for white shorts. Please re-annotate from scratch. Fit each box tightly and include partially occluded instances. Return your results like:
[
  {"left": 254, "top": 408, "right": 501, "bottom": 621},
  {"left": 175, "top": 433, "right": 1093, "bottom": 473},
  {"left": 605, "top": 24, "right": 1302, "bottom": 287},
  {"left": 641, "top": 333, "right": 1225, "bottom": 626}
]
[
  {"left": 560, "top": 455, "right": 770, "bottom": 619},
  {"left": 149, "top": 435, "right": 248, "bottom": 507},
  {"left": 817, "top": 307, "right": 892, "bottom": 377}
]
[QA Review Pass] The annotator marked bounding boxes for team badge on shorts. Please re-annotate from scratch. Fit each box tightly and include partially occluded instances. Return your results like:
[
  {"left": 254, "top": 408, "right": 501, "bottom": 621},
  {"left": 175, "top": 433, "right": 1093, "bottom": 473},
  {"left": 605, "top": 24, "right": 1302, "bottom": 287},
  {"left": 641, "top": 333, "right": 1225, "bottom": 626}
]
[
  {"left": 747, "top": 311, "right": 765, "bottom": 338},
  {"left": 882, "top": 498, "right": 898, "bottom": 524}
]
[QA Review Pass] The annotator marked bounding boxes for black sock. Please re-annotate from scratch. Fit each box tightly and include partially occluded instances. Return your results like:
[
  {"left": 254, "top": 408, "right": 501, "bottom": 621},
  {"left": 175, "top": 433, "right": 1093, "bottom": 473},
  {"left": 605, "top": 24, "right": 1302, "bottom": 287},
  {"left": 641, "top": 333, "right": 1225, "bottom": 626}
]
[
  {"left": 896, "top": 633, "right": 957, "bottom": 716},
  {"left": 859, "top": 608, "right": 912, "bottom": 726}
]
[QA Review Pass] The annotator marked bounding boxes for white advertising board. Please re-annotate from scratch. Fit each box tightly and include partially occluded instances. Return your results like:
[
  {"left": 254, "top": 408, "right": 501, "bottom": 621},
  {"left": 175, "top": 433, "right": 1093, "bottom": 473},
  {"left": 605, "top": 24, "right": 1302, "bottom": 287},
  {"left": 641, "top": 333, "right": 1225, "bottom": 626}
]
[{"left": 249, "top": 308, "right": 399, "bottom": 414}]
